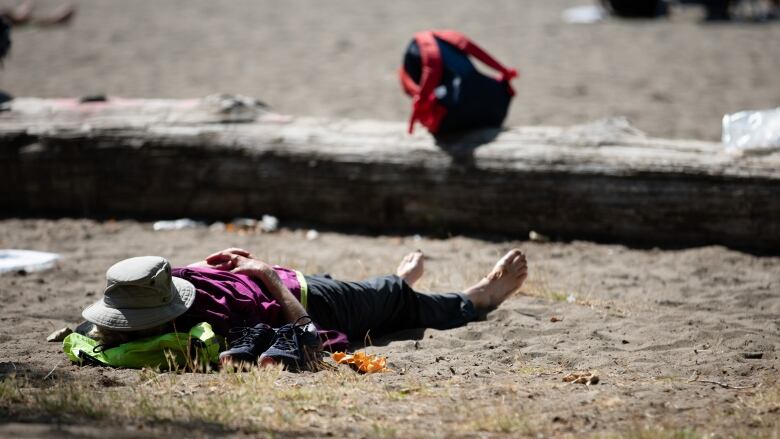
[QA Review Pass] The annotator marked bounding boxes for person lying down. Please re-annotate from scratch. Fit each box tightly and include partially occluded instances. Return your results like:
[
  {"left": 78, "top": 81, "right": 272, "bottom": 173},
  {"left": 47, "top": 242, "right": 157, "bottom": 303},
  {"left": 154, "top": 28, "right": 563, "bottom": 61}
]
[{"left": 65, "top": 247, "right": 528, "bottom": 371}]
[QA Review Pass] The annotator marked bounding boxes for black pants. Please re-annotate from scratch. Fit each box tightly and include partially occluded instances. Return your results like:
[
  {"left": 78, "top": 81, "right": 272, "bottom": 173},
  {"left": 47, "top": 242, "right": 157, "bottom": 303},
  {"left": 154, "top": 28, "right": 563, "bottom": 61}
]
[{"left": 305, "top": 274, "right": 477, "bottom": 341}]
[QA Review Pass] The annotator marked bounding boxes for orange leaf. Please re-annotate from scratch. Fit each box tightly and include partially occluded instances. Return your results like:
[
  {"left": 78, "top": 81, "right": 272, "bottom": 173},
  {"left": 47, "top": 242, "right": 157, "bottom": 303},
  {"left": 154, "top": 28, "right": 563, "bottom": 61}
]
[{"left": 331, "top": 351, "right": 390, "bottom": 373}]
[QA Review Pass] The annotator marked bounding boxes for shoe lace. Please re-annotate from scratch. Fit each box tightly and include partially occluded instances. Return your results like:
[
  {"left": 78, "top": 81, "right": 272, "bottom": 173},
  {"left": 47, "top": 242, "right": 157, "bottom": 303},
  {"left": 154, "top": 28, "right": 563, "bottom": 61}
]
[
  {"left": 263, "top": 316, "right": 331, "bottom": 372},
  {"left": 227, "top": 326, "right": 266, "bottom": 349},
  {"left": 270, "top": 324, "right": 299, "bottom": 352}
]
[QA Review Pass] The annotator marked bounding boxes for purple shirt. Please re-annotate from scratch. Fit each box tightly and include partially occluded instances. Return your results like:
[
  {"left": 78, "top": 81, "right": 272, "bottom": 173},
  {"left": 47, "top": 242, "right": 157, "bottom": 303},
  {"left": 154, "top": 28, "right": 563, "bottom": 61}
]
[{"left": 172, "top": 266, "right": 348, "bottom": 351}]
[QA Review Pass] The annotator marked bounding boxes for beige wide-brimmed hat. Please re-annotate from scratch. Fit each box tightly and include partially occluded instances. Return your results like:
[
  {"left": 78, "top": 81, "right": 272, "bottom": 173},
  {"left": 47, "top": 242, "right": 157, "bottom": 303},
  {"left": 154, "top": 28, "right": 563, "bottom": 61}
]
[{"left": 82, "top": 256, "right": 196, "bottom": 331}]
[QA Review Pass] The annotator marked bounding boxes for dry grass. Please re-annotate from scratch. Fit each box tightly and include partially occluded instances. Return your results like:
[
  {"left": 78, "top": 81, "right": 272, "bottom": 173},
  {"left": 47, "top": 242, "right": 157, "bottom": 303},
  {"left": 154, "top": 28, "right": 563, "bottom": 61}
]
[
  {"left": 734, "top": 382, "right": 780, "bottom": 433},
  {"left": 5, "top": 367, "right": 776, "bottom": 438},
  {"left": 3, "top": 367, "right": 378, "bottom": 435},
  {"left": 4, "top": 358, "right": 780, "bottom": 439},
  {"left": 1, "top": 227, "right": 778, "bottom": 438}
]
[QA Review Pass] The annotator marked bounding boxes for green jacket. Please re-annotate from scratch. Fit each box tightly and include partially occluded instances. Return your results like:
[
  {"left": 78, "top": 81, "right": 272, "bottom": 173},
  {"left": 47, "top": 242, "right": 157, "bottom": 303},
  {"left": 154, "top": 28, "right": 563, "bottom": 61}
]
[{"left": 63, "top": 322, "right": 223, "bottom": 371}]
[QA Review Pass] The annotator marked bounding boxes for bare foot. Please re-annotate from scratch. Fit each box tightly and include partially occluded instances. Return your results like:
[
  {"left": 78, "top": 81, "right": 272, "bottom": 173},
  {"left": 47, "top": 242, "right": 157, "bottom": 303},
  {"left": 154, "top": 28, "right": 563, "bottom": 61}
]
[
  {"left": 396, "top": 250, "right": 424, "bottom": 286},
  {"left": 464, "top": 249, "right": 528, "bottom": 311},
  {"left": 3, "top": 0, "right": 33, "bottom": 25},
  {"left": 33, "top": 2, "right": 75, "bottom": 26}
]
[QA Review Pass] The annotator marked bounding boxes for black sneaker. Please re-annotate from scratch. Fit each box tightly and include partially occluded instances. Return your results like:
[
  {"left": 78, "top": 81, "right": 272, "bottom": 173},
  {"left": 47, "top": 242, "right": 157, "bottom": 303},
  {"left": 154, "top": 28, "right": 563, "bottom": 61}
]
[
  {"left": 218, "top": 323, "right": 276, "bottom": 366},
  {"left": 259, "top": 316, "right": 323, "bottom": 371}
]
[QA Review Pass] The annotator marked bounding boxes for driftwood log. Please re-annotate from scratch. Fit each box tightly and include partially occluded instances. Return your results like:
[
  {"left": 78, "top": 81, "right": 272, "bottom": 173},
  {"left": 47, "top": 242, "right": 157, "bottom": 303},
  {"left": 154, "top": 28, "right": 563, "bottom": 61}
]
[{"left": 2, "top": 96, "right": 778, "bottom": 251}]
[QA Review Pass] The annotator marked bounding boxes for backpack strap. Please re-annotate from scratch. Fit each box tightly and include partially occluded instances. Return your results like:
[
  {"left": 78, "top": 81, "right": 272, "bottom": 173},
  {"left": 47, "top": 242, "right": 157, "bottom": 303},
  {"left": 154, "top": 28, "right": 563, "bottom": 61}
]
[
  {"left": 431, "top": 30, "right": 519, "bottom": 96},
  {"left": 399, "top": 67, "right": 419, "bottom": 97},
  {"left": 402, "top": 31, "right": 448, "bottom": 134}
]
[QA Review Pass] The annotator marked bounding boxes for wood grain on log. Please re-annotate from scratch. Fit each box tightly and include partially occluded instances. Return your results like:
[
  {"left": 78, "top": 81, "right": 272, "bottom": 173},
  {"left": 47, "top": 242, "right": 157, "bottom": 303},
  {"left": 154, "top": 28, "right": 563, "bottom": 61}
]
[{"left": 1, "top": 97, "right": 778, "bottom": 250}]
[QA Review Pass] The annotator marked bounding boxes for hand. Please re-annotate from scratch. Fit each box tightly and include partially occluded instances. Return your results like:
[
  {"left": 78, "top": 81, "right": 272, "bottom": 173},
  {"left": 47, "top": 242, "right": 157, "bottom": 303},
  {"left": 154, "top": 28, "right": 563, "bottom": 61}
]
[
  {"left": 204, "top": 248, "right": 263, "bottom": 271},
  {"left": 206, "top": 247, "right": 254, "bottom": 261},
  {"left": 205, "top": 248, "right": 307, "bottom": 325},
  {"left": 229, "top": 256, "right": 273, "bottom": 277}
]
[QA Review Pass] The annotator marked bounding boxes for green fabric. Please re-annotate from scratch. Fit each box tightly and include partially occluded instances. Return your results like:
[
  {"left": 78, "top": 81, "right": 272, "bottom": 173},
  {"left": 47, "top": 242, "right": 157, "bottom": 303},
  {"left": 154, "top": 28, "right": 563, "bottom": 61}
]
[
  {"left": 295, "top": 270, "right": 309, "bottom": 310},
  {"left": 63, "top": 322, "right": 223, "bottom": 370}
]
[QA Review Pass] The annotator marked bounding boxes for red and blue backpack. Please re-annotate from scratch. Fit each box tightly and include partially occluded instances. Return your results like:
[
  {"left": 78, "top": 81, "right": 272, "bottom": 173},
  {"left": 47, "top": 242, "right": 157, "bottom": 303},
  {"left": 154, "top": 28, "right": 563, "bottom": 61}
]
[{"left": 399, "top": 30, "right": 518, "bottom": 137}]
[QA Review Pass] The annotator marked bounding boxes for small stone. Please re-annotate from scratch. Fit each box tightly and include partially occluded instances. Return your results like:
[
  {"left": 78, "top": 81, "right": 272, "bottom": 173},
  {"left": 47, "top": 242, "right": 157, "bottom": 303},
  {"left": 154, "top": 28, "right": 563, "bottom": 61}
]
[{"left": 742, "top": 352, "right": 763, "bottom": 359}]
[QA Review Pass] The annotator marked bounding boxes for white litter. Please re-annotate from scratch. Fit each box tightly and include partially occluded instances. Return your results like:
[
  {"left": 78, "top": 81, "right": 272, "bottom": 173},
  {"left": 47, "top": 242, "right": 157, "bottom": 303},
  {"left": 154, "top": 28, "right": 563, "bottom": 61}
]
[
  {"left": 153, "top": 218, "right": 205, "bottom": 231},
  {"left": 529, "top": 230, "right": 550, "bottom": 242},
  {"left": 209, "top": 221, "right": 226, "bottom": 232},
  {"left": 230, "top": 218, "right": 258, "bottom": 231},
  {"left": 562, "top": 5, "right": 605, "bottom": 23},
  {"left": 261, "top": 215, "right": 279, "bottom": 233},
  {"left": 566, "top": 293, "right": 577, "bottom": 304},
  {"left": 722, "top": 108, "right": 780, "bottom": 154},
  {"left": 0, "top": 249, "right": 61, "bottom": 274},
  {"left": 305, "top": 229, "right": 320, "bottom": 241}
]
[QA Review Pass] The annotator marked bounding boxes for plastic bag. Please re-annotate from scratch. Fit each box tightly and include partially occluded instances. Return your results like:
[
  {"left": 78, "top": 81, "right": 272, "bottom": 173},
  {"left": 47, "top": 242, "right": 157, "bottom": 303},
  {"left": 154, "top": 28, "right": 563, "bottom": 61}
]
[{"left": 722, "top": 108, "right": 780, "bottom": 154}]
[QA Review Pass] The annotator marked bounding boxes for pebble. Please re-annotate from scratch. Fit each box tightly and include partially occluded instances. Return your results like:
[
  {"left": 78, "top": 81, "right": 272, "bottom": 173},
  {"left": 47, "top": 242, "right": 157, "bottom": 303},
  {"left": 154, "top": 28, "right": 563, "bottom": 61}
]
[{"left": 742, "top": 352, "right": 763, "bottom": 359}]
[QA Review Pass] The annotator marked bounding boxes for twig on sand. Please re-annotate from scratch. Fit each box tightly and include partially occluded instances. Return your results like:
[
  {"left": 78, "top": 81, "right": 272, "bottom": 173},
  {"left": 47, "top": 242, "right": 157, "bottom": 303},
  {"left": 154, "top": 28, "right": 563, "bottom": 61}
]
[
  {"left": 687, "top": 371, "right": 754, "bottom": 390},
  {"left": 693, "top": 379, "right": 754, "bottom": 390},
  {"left": 42, "top": 364, "right": 58, "bottom": 381}
]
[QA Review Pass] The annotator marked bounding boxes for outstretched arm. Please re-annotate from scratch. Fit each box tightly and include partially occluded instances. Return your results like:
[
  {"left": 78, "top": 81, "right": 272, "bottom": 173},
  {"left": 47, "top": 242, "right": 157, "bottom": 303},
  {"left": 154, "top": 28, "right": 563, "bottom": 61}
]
[
  {"left": 204, "top": 249, "right": 308, "bottom": 324},
  {"left": 188, "top": 247, "right": 253, "bottom": 269}
]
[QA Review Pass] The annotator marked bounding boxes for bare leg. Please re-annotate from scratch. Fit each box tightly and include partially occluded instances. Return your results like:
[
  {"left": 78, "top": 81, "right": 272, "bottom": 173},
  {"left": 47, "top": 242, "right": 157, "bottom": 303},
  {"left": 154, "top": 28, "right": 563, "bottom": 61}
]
[
  {"left": 396, "top": 250, "right": 424, "bottom": 286},
  {"left": 464, "top": 249, "right": 527, "bottom": 311}
]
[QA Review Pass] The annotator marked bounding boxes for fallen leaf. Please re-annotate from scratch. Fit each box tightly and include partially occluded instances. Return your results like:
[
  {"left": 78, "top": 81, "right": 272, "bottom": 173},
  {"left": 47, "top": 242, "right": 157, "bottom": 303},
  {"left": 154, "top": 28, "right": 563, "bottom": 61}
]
[{"left": 332, "top": 351, "right": 390, "bottom": 373}]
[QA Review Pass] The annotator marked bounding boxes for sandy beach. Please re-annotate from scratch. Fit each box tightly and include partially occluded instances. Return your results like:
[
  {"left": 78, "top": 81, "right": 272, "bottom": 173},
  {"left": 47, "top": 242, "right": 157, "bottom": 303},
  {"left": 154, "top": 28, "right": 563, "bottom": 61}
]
[
  {"left": 1, "top": 0, "right": 779, "bottom": 437},
  {"left": 1, "top": 221, "right": 778, "bottom": 437}
]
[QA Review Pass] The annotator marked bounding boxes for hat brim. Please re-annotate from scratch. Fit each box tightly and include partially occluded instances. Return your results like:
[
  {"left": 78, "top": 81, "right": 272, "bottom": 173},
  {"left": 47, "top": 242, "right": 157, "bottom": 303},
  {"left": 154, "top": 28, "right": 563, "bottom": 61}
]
[{"left": 82, "top": 276, "right": 196, "bottom": 332}]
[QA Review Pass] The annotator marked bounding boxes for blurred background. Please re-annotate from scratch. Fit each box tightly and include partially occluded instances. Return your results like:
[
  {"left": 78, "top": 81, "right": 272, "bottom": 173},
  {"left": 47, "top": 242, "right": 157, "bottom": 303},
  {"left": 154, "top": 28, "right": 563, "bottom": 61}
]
[{"left": 0, "top": 0, "right": 778, "bottom": 140}]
